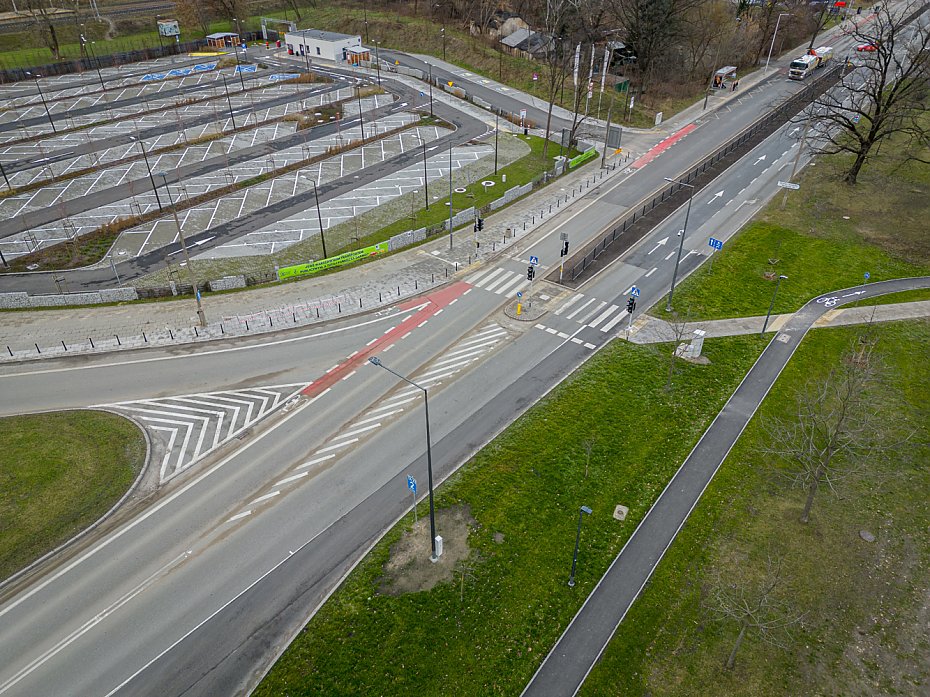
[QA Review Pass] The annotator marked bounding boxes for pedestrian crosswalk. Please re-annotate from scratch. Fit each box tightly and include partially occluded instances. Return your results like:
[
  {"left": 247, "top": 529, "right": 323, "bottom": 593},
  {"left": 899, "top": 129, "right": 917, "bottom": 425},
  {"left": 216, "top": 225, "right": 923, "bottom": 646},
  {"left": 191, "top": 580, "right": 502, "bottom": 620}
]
[
  {"left": 553, "top": 292, "right": 630, "bottom": 333},
  {"left": 466, "top": 266, "right": 530, "bottom": 296},
  {"left": 102, "top": 384, "right": 305, "bottom": 482}
]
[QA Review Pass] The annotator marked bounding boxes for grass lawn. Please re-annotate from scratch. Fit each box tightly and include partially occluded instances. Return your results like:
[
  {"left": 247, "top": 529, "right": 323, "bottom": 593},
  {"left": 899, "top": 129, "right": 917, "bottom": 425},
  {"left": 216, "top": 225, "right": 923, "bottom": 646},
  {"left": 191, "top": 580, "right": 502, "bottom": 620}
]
[
  {"left": 0, "top": 410, "right": 146, "bottom": 580},
  {"left": 580, "top": 320, "right": 930, "bottom": 696},
  {"left": 665, "top": 127, "right": 930, "bottom": 320},
  {"left": 254, "top": 334, "right": 765, "bottom": 695}
]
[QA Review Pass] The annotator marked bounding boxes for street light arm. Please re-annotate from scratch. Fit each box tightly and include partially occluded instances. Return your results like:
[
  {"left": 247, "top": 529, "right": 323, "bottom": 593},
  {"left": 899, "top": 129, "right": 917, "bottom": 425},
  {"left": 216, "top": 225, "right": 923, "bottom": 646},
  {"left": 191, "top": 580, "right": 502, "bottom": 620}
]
[{"left": 368, "top": 357, "right": 426, "bottom": 392}]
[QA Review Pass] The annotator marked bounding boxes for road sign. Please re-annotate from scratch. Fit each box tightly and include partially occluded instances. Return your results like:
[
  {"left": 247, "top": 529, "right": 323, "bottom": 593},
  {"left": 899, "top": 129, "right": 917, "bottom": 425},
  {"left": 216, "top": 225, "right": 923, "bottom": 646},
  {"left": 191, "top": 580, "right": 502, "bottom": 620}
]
[
  {"left": 851, "top": 114, "right": 861, "bottom": 123},
  {"left": 708, "top": 237, "right": 724, "bottom": 250},
  {"left": 407, "top": 475, "right": 417, "bottom": 494},
  {"left": 864, "top": 271, "right": 870, "bottom": 280},
  {"left": 529, "top": 255, "right": 539, "bottom": 266},
  {"left": 419, "top": 90, "right": 425, "bottom": 97},
  {"left": 517, "top": 291, "right": 523, "bottom": 298},
  {"left": 532, "top": 72, "right": 538, "bottom": 81},
  {"left": 777, "top": 180, "right": 800, "bottom": 190},
  {"left": 519, "top": 108, "right": 527, "bottom": 120},
  {"left": 630, "top": 286, "right": 641, "bottom": 297}
]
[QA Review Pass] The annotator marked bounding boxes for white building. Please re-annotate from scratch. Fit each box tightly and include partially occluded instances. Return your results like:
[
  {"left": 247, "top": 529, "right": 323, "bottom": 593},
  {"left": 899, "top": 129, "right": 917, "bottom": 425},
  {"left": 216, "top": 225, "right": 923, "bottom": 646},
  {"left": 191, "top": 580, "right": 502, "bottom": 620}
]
[{"left": 284, "top": 29, "right": 362, "bottom": 63}]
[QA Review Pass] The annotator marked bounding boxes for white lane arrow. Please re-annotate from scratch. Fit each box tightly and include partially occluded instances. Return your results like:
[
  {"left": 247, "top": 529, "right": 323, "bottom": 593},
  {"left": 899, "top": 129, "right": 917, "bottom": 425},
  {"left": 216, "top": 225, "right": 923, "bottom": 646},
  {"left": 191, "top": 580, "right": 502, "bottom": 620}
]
[
  {"left": 192, "top": 236, "right": 216, "bottom": 246},
  {"left": 648, "top": 236, "right": 669, "bottom": 254},
  {"left": 790, "top": 126, "right": 800, "bottom": 136},
  {"left": 707, "top": 191, "right": 724, "bottom": 205},
  {"left": 841, "top": 291, "right": 867, "bottom": 298},
  {"left": 754, "top": 155, "right": 767, "bottom": 165}
]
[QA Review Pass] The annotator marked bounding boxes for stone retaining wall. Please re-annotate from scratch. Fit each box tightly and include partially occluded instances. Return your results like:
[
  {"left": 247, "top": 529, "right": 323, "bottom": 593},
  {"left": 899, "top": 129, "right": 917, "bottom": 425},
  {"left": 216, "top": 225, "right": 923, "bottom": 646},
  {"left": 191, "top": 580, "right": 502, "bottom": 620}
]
[{"left": 0, "top": 287, "right": 138, "bottom": 309}]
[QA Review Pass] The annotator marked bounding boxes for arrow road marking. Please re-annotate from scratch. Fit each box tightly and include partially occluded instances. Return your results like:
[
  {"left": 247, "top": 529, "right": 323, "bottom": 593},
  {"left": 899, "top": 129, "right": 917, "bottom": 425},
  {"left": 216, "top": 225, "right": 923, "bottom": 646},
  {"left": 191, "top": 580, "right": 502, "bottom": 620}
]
[
  {"left": 647, "top": 236, "right": 669, "bottom": 254},
  {"left": 841, "top": 291, "right": 867, "bottom": 298},
  {"left": 707, "top": 191, "right": 724, "bottom": 205},
  {"left": 754, "top": 155, "right": 766, "bottom": 164}
]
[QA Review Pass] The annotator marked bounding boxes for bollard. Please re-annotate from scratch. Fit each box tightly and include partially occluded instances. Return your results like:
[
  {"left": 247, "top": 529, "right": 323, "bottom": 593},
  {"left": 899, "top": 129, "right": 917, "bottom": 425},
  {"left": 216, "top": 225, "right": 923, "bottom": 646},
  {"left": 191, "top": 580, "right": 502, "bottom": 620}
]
[
  {"left": 115, "top": 335, "right": 121, "bottom": 346},
  {"left": 549, "top": 204, "right": 552, "bottom": 214},
  {"left": 492, "top": 241, "right": 496, "bottom": 251},
  {"left": 415, "top": 279, "right": 418, "bottom": 289},
  {"left": 195, "top": 326, "right": 199, "bottom": 336},
  {"left": 523, "top": 222, "right": 526, "bottom": 230},
  {"left": 170, "top": 329, "right": 174, "bottom": 339},
  {"left": 316, "top": 308, "right": 320, "bottom": 318},
  {"left": 221, "top": 324, "right": 224, "bottom": 334},
  {"left": 293, "top": 312, "right": 297, "bottom": 322},
  {"left": 455, "top": 262, "right": 458, "bottom": 271},
  {"left": 143, "top": 332, "right": 147, "bottom": 343},
  {"left": 445, "top": 268, "right": 449, "bottom": 277},
  {"left": 359, "top": 297, "right": 362, "bottom": 307},
  {"left": 8, "top": 346, "right": 13, "bottom": 356},
  {"left": 36, "top": 344, "right": 40, "bottom": 353},
  {"left": 268, "top": 316, "right": 272, "bottom": 327},
  {"left": 533, "top": 215, "right": 535, "bottom": 224},
  {"left": 431, "top": 273, "right": 434, "bottom": 283},
  {"left": 397, "top": 286, "right": 400, "bottom": 295},
  {"left": 244, "top": 321, "right": 248, "bottom": 332},
  {"left": 338, "top": 303, "right": 342, "bottom": 313},
  {"left": 379, "top": 291, "right": 382, "bottom": 302},
  {"left": 62, "top": 340, "right": 67, "bottom": 351}
]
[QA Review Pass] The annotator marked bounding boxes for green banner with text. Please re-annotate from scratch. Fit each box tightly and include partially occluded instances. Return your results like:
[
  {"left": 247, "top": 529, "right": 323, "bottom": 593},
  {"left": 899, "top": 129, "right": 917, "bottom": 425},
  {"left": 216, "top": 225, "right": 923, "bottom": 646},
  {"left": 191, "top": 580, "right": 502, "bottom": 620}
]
[
  {"left": 568, "top": 148, "right": 597, "bottom": 169},
  {"left": 277, "top": 242, "right": 389, "bottom": 280}
]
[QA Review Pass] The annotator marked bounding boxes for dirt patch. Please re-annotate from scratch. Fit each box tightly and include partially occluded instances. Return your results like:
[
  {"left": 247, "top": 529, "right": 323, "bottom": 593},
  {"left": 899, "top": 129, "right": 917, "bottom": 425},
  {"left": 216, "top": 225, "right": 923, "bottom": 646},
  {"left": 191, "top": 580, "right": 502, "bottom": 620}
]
[{"left": 378, "top": 504, "right": 476, "bottom": 595}]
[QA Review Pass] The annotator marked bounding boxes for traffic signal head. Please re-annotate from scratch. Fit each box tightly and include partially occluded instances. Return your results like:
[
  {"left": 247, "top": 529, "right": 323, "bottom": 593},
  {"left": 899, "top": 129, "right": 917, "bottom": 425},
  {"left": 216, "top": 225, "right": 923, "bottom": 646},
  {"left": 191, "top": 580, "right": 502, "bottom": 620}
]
[
  {"left": 561, "top": 240, "right": 570, "bottom": 257},
  {"left": 477, "top": 217, "right": 484, "bottom": 231},
  {"left": 627, "top": 297, "right": 636, "bottom": 313},
  {"left": 527, "top": 265, "right": 535, "bottom": 281}
]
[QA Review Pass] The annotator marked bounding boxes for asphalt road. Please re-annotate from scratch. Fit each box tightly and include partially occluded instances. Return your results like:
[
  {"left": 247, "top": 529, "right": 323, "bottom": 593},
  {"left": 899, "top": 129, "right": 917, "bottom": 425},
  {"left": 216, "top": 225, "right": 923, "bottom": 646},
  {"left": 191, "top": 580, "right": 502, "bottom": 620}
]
[
  {"left": 521, "top": 276, "right": 930, "bottom": 697},
  {"left": 0, "top": 24, "right": 896, "bottom": 696}
]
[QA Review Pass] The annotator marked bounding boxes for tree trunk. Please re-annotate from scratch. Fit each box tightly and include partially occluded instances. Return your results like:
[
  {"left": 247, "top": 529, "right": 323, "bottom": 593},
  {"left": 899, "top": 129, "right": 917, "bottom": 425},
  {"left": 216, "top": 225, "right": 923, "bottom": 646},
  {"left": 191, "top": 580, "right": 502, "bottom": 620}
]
[
  {"left": 543, "top": 98, "right": 554, "bottom": 159},
  {"left": 726, "top": 620, "right": 748, "bottom": 670},
  {"left": 800, "top": 472, "right": 821, "bottom": 523},
  {"left": 844, "top": 150, "right": 868, "bottom": 185}
]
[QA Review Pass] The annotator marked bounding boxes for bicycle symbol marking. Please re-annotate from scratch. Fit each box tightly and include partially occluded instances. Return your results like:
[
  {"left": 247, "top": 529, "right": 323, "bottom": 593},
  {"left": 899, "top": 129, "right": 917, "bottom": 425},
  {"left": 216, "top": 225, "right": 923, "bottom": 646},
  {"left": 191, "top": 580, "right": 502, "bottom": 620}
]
[{"left": 817, "top": 296, "right": 839, "bottom": 307}]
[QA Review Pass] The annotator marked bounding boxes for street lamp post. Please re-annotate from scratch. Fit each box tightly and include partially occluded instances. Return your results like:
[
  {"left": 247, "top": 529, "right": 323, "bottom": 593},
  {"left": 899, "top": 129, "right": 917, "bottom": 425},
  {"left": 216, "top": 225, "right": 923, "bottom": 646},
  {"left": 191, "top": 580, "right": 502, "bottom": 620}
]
[
  {"left": 221, "top": 76, "right": 237, "bottom": 129},
  {"left": 568, "top": 505, "right": 593, "bottom": 587},
  {"left": 368, "top": 356, "right": 439, "bottom": 562},
  {"left": 157, "top": 172, "right": 207, "bottom": 327},
  {"left": 420, "top": 133, "right": 429, "bottom": 210},
  {"left": 311, "top": 178, "right": 328, "bottom": 258},
  {"left": 440, "top": 27, "right": 446, "bottom": 61},
  {"left": 232, "top": 20, "right": 246, "bottom": 90},
  {"left": 765, "top": 13, "right": 792, "bottom": 74},
  {"left": 130, "top": 134, "right": 163, "bottom": 212},
  {"left": 25, "top": 71, "right": 56, "bottom": 133},
  {"left": 448, "top": 138, "right": 453, "bottom": 250},
  {"left": 0, "top": 161, "right": 11, "bottom": 192},
  {"left": 761, "top": 275, "right": 788, "bottom": 336},
  {"left": 374, "top": 40, "right": 382, "bottom": 86},
  {"left": 664, "top": 177, "right": 695, "bottom": 312}
]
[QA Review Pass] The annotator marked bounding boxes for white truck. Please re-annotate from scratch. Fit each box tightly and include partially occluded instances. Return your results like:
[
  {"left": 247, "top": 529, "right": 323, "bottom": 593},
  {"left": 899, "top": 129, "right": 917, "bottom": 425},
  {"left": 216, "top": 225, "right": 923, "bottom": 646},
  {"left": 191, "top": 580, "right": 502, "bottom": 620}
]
[{"left": 788, "top": 46, "right": 834, "bottom": 80}]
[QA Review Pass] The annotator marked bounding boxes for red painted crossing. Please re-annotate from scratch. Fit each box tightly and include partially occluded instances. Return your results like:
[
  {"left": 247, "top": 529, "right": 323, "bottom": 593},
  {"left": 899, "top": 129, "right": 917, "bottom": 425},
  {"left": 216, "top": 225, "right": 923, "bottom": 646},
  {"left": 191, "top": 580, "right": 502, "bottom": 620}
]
[
  {"left": 630, "top": 123, "right": 698, "bottom": 170},
  {"left": 301, "top": 281, "right": 472, "bottom": 398}
]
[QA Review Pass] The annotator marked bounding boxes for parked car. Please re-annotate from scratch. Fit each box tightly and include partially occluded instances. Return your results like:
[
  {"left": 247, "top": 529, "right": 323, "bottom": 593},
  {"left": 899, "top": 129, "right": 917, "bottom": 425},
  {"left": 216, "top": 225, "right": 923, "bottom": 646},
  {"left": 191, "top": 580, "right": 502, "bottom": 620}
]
[{"left": 856, "top": 42, "right": 878, "bottom": 51}]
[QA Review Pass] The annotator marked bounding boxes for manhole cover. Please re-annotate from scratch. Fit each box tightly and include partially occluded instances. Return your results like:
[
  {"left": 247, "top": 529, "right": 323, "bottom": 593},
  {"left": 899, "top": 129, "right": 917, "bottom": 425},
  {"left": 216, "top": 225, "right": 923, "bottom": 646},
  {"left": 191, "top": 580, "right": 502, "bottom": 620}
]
[{"left": 454, "top": 187, "right": 467, "bottom": 193}]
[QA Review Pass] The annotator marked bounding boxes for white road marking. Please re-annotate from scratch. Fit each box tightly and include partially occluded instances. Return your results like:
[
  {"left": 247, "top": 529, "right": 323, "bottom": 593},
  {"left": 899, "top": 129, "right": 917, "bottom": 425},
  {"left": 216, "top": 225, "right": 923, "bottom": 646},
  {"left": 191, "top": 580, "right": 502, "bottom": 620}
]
[
  {"left": 664, "top": 251, "right": 675, "bottom": 260},
  {"left": 317, "top": 438, "right": 358, "bottom": 453},
  {"left": 589, "top": 305, "right": 619, "bottom": 328},
  {"left": 296, "top": 453, "right": 336, "bottom": 470},
  {"left": 566, "top": 297, "right": 596, "bottom": 320},
  {"left": 494, "top": 275, "right": 524, "bottom": 295},
  {"left": 645, "top": 267, "right": 657, "bottom": 277},
  {"left": 555, "top": 293, "right": 584, "bottom": 315},
  {"left": 227, "top": 510, "right": 252, "bottom": 522},
  {"left": 576, "top": 300, "right": 607, "bottom": 324},
  {"left": 341, "top": 370, "right": 357, "bottom": 381},
  {"left": 354, "top": 410, "right": 401, "bottom": 426},
  {"left": 336, "top": 422, "right": 381, "bottom": 439},
  {"left": 249, "top": 491, "right": 280, "bottom": 505},
  {"left": 601, "top": 309, "right": 629, "bottom": 332},
  {"left": 275, "top": 470, "right": 310, "bottom": 486}
]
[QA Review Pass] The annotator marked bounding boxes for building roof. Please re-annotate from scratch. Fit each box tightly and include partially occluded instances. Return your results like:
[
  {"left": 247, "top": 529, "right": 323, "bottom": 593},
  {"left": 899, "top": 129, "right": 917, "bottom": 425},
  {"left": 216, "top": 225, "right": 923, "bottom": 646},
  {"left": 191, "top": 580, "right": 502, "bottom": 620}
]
[
  {"left": 501, "top": 27, "right": 531, "bottom": 48},
  {"left": 206, "top": 32, "right": 238, "bottom": 39},
  {"left": 289, "top": 29, "right": 359, "bottom": 42}
]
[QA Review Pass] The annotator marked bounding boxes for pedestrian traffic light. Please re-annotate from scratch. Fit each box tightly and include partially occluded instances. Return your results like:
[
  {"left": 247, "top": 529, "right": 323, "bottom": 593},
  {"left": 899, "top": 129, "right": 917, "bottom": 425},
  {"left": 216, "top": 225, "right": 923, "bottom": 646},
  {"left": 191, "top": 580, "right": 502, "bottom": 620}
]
[
  {"left": 477, "top": 217, "right": 484, "bottom": 231},
  {"left": 561, "top": 240, "right": 570, "bottom": 257},
  {"left": 527, "top": 265, "right": 535, "bottom": 281},
  {"left": 626, "top": 297, "right": 636, "bottom": 313}
]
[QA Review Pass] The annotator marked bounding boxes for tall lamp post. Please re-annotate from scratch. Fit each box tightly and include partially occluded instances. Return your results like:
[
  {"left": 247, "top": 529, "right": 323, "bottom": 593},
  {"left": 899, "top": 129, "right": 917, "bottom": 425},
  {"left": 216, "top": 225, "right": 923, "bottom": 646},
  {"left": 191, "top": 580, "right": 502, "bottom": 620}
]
[
  {"left": 663, "top": 176, "right": 695, "bottom": 312},
  {"left": 440, "top": 26, "right": 446, "bottom": 61},
  {"left": 157, "top": 172, "right": 207, "bottom": 327},
  {"left": 765, "top": 13, "right": 792, "bottom": 73},
  {"left": 25, "top": 71, "right": 55, "bottom": 133},
  {"left": 761, "top": 275, "right": 788, "bottom": 335},
  {"left": 130, "top": 134, "right": 163, "bottom": 211},
  {"left": 373, "top": 40, "right": 382, "bottom": 86},
  {"left": 568, "top": 505, "right": 593, "bottom": 587},
  {"left": 301, "top": 173, "right": 329, "bottom": 259},
  {"left": 232, "top": 19, "right": 246, "bottom": 90},
  {"left": 368, "top": 356, "right": 439, "bottom": 562}
]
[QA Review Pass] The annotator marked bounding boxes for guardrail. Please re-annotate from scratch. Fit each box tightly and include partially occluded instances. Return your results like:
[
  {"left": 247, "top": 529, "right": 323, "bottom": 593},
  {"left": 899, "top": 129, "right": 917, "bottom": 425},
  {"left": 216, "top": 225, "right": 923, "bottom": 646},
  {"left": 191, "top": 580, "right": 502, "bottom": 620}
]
[{"left": 562, "top": 63, "right": 845, "bottom": 284}]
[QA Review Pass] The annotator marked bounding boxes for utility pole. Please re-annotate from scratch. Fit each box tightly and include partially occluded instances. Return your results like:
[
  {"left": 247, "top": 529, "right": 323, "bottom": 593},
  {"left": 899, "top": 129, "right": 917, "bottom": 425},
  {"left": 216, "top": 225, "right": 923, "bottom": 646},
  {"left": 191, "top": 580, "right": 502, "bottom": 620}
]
[
  {"left": 159, "top": 173, "right": 207, "bottom": 327},
  {"left": 421, "top": 133, "right": 429, "bottom": 210},
  {"left": 448, "top": 138, "right": 453, "bottom": 249},
  {"left": 781, "top": 119, "right": 811, "bottom": 209},
  {"left": 312, "top": 180, "right": 328, "bottom": 258},
  {"left": 494, "top": 110, "right": 499, "bottom": 174}
]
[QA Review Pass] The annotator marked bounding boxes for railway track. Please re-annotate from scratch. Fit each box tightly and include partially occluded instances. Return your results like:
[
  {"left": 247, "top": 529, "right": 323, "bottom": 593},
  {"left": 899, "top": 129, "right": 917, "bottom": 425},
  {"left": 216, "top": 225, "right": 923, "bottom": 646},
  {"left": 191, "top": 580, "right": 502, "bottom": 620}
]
[{"left": 0, "top": 1, "right": 175, "bottom": 32}]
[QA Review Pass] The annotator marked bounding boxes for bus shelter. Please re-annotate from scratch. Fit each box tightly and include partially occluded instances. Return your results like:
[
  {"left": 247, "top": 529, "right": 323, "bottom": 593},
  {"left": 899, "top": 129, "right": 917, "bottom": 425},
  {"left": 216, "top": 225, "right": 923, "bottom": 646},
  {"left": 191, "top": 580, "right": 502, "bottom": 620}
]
[{"left": 712, "top": 66, "right": 737, "bottom": 89}]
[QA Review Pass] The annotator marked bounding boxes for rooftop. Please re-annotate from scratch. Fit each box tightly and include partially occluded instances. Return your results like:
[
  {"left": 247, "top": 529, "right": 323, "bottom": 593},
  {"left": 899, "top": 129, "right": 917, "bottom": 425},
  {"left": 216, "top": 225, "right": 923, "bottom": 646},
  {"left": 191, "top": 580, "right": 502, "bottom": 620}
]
[{"left": 289, "top": 29, "right": 359, "bottom": 42}]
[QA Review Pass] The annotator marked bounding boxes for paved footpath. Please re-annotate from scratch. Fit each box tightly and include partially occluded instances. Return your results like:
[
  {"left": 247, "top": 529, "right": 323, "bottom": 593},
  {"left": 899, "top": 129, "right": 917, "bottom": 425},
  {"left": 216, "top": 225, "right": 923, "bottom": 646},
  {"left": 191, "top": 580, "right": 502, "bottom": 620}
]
[
  {"left": 522, "top": 277, "right": 930, "bottom": 697},
  {"left": 629, "top": 299, "right": 930, "bottom": 343}
]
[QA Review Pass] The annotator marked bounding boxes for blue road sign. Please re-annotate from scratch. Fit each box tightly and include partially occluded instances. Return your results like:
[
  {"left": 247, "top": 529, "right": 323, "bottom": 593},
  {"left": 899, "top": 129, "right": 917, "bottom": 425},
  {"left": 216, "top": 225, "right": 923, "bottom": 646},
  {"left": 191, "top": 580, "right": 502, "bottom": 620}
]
[
  {"left": 630, "top": 286, "right": 641, "bottom": 297},
  {"left": 419, "top": 90, "right": 425, "bottom": 97},
  {"left": 407, "top": 475, "right": 417, "bottom": 494},
  {"left": 517, "top": 291, "right": 523, "bottom": 298},
  {"left": 193, "top": 62, "right": 217, "bottom": 72},
  {"left": 529, "top": 255, "right": 539, "bottom": 266},
  {"left": 864, "top": 271, "right": 870, "bottom": 280},
  {"left": 269, "top": 73, "right": 300, "bottom": 81},
  {"left": 708, "top": 237, "right": 724, "bottom": 250},
  {"left": 235, "top": 64, "right": 258, "bottom": 74}
]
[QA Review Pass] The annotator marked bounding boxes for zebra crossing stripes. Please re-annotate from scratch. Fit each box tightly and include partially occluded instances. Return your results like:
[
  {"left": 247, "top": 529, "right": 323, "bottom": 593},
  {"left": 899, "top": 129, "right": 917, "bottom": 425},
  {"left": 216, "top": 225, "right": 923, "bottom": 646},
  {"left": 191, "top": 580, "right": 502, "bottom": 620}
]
[
  {"left": 466, "top": 266, "right": 530, "bottom": 296},
  {"left": 104, "top": 384, "right": 305, "bottom": 482}
]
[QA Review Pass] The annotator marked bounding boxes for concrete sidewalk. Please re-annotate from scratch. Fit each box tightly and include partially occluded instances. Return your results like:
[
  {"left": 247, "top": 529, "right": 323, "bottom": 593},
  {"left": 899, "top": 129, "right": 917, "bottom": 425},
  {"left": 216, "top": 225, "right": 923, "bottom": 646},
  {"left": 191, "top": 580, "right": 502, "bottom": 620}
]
[{"left": 629, "top": 300, "right": 930, "bottom": 344}]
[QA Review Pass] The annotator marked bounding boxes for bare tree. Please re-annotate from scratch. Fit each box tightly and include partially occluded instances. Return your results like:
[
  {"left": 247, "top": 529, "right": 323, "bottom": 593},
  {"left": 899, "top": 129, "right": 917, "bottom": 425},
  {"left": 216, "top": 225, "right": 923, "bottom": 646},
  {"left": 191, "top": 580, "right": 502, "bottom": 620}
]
[
  {"left": 799, "top": 2, "right": 930, "bottom": 185},
  {"left": 582, "top": 436, "right": 595, "bottom": 478},
  {"left": 706, "top": 554, "right": 804, "bottom": 670},
  {"left": 23, "top": 0, "right": 62, "bottom": 60},
  {"left": 663, "top": 309, "right": 694, "bottom": 392},
  {"left": 539, "top": 0, "right": 582, "bottom": 159},
  {"left": 761, "top": 340, "right": 894, "bottom": 523},
  {"left": 175, "top": 0, "right": 211, "bottom": 35}
]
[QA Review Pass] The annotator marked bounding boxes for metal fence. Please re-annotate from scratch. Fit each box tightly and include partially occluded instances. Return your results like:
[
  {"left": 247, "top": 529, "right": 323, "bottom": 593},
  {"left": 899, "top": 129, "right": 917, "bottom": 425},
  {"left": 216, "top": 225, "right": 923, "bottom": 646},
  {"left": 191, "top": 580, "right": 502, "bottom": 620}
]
[{"left": 565, "top": 63, "right": 845, "bottom": 283}]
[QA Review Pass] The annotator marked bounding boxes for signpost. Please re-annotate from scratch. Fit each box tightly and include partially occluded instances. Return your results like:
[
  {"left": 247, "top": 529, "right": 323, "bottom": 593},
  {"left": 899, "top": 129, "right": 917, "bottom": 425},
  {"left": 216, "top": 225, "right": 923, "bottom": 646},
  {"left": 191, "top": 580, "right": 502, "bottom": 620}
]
[
  {"left": 529, "top": 255, "right": 539, "bottom": 266},
  {"left": 407, "top": 475, "right": 418, "bottom": 522},
  {"left": 516, "top": 290, "right": 523, "bottom": 316},
  {"left": 777, "top": 180, "right": 800, "bottom": 190},
  {"left": 708, "top": 236, "right": 724, "bottom": 269}
]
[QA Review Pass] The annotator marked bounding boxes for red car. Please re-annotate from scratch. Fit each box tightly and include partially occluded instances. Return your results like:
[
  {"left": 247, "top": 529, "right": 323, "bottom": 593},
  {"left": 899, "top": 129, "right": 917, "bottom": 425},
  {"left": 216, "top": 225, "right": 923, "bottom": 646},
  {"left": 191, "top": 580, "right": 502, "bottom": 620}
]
[{"left": 856, "top": 43, "right": 878, "bottom": 52}]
